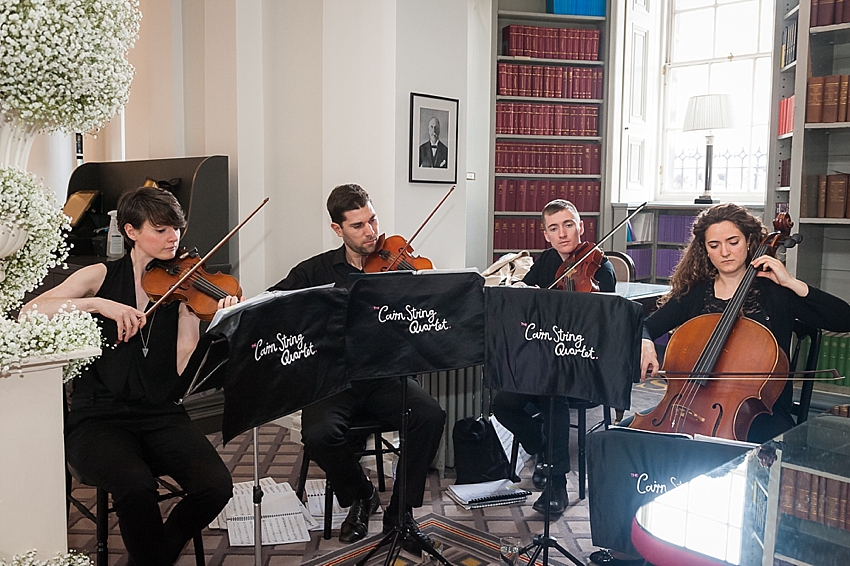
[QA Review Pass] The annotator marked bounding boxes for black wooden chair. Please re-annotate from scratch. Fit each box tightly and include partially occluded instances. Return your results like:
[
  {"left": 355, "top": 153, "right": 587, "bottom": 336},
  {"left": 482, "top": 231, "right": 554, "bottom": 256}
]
[
  {"left": 294, "top": 417, "right": 400, "bottom": 540},
  {"left": 508, "top": 399, "right": 611, "bottom": 500},
  {"left": 789, "top": 319, "right": 823, "bottom": 424}
]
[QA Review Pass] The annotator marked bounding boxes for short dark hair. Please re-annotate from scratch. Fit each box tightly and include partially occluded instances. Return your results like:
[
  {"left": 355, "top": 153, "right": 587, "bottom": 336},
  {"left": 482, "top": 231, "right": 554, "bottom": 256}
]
[
  {"left": 326, "top": 183, "right": 371, "bottom": 224},
  {"left": 541, "top": 199, "right": 580, "bottom": 221},
  {"left": 116, "top": 186, "right": 186, "bottom": 247}
]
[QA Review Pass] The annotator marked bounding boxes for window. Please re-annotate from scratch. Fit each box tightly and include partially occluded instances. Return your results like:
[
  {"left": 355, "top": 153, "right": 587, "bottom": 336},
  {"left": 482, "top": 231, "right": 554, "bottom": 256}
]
[{"left": 660, "top": 0, "right": 774, "bottom": 201}]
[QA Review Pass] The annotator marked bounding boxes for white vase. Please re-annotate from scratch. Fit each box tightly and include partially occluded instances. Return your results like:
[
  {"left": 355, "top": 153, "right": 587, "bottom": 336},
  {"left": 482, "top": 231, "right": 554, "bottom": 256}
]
[
  {"left": 0, "top": 222, "right": 28, "bottom": 258},
  {"left": 0, "top": 112, "right": 38, "bottom": 171}
]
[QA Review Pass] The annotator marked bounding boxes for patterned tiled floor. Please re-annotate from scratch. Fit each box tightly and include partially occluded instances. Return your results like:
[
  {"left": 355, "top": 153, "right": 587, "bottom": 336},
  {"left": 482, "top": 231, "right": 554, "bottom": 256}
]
[{"left": 67, "top": 383, "right": 666, "bottom": 565}]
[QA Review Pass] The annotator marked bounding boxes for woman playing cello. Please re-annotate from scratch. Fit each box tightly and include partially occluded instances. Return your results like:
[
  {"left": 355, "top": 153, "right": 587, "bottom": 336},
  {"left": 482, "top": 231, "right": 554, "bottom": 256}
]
[{"left": 638, "top": 203, "right": 850, "bottom": 444}]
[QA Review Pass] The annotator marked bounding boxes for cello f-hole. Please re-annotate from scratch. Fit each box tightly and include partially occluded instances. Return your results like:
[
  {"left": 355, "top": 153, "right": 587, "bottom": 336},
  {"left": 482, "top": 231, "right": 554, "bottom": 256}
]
[{"left": 711, "top": 404, "right": 724, "bottom": 437}]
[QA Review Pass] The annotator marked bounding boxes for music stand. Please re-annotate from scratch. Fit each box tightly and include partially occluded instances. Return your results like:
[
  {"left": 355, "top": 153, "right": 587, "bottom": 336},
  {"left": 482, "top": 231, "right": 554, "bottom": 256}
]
[
  {"left": 207, "top": 286, "right": 350, "bottom": 565},
  {"left": 345, "top": 270, "right": 485, "bottom": 566},
  {"left": 483, "top": 287, "right": 643, "bottom": 565}
]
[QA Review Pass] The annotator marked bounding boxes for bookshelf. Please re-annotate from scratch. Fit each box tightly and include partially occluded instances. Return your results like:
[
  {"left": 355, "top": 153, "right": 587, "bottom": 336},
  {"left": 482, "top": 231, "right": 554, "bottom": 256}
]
[
  {"left": 490, "top": 3, "right": 608, "bottom": 261},
  {"left": 766, "top": 0, "right": 850, "bottom": 304}
]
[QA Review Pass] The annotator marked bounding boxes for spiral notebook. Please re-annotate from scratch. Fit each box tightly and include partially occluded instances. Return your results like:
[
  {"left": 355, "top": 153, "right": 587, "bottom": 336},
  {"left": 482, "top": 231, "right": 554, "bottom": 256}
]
[{"left": 446, "top": 479, "right": 531, "bottom": 509}]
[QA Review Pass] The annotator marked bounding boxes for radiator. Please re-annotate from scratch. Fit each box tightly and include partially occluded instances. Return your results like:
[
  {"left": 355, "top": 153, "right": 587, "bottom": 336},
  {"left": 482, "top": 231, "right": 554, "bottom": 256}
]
[{"left": 418, "top": 365, "right": 485, "bottom": 476}]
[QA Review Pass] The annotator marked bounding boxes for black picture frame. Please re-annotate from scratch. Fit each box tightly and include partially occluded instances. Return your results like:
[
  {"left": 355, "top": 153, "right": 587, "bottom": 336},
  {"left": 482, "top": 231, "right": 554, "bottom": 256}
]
[{"left": 409, "top": 92, "right": 459, "bottom": 184}]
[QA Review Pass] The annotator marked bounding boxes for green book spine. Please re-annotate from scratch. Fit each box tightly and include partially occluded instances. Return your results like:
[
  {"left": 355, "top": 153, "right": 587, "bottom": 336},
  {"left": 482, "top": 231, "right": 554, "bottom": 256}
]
[
  {"left": 819, "top": 332, "right": 835, "bottom": 383},
  {"left": 838, "top": 334, "right": 850, "bottom": 387},
  {"left": 830, "top": 333, "right": 842, "bottom": 388}
]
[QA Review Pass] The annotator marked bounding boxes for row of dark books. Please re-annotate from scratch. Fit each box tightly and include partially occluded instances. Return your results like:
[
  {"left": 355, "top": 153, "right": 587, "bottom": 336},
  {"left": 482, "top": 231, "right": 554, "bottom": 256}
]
[
  {"left": 805, "top": 174, "right": 850, "bottom": 219},
  {"left": 780, "top": 20, "right": 798, "bottom": 68},
  {"left": 626, "top": 248, "right": 652, "bottom": 280},
  {"left": 493, "top": 216, "right": 597, "bottom": 251},
  {"left": 501, "top": 24, "right": 599, "bottom": 61},
  {"left": 806, "top": 76, "right": 850, "bottom": 123},
  {"left": 779, "top": 158, "right": 791, "bottom": 187},
  {"left": 779, "top": 467, "right": 850, "bottom": 530},
  {"left": 495, "top": 142, "right": 601, "bottom": 175},
  {"left": 494, "top": 179, "right": 601, "bottom": 213},
  {"left": 497, "top": 63, "right": 603, "bottom": 100},
  {"left": 655, "top": 248, "right": 683, "bottom": 279},
  {"left": 546, "top": 0, "right": 605, "bottom": 17},
  {"left": 657, "top": 214, "right": 696, "bottom": 244},
  {"left": 495, "top": 102, "right": 599, "bottom": 137},
  {"left": 778, "top": 95, "right": 795, "bottom": 135},
  {"left": 812, "top": 0, "right": 850, "bottom": 27},
  {"left": 814, "top": 332, "right": 850, "bottom": 387}
]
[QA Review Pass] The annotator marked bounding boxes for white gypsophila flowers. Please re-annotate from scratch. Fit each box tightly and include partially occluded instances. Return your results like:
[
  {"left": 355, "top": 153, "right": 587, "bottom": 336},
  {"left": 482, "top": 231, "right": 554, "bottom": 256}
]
[
  {"left": 0, "top": 167, "right": 70, "bottom": 312},
  {"left": 0, "top": 0, "right": 142, "bottom": 133},
  {"left": 1, "top": 305, "right": 101, "bottom": 381},
  {"left": 2, "top": 551, "right": 92, "bottom": 566}
]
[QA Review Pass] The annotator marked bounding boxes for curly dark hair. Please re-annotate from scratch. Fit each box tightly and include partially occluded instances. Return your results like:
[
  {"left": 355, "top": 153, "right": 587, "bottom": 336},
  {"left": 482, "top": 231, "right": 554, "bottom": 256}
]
[{"left": 661, "top": 203, "right": 767, "bottom": 305}]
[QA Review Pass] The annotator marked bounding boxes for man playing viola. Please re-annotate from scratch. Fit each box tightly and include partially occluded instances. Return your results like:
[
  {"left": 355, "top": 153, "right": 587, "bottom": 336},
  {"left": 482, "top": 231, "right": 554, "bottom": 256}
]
[
  {"left": 22, "top": 186, "right": 239, "bottom": 565},
  {"left": 492, "top": 199, "right": 615, "bottom": 515},
  {"left": 269, "top": 183, "right": 446, "bottom": 552}
]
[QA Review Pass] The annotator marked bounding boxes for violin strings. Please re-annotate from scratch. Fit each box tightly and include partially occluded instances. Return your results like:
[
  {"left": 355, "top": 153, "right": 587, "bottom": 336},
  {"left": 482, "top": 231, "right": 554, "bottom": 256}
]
[
  {"left": 174, "top": 269, "right": 229, "bottom": 300},
  {"left": 383, "top": 251, "right": 417, "bottom": 271}
]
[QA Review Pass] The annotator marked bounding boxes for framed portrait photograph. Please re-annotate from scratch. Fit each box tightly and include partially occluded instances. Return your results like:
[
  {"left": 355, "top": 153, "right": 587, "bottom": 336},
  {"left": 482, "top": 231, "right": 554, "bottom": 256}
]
[{"left": 409, "top": 92, "right": 459, "bottom": 184}]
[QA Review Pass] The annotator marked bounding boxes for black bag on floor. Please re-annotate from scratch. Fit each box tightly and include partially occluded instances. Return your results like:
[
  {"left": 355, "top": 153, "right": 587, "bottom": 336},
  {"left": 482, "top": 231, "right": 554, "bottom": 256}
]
[{"left": 452, "top": 416, "right": 511, "bottom": 484}]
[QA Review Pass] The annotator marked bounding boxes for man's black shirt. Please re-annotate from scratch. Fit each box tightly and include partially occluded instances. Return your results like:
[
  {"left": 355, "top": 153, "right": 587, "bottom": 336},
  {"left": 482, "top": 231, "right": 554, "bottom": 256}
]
[{"left": 268, "top": 245, "right": 360, "bottom": 291}]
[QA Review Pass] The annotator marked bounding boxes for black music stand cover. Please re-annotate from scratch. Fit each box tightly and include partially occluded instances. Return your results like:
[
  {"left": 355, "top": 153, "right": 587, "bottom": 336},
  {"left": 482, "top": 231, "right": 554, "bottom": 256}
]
[
  {"left": 345, "top": 270, "right": 485, "bottom": 379},
  {"left": 484, "top": 287, "right": 643, "bottom": 408},
  {"left": 208, "top": 287, "right": 350, "bottom": 443}
]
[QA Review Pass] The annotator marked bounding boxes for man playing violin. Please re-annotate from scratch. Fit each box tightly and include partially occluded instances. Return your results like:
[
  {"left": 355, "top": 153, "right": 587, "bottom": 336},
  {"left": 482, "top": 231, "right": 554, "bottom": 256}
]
[
  {"left": 268, "top": 183, "right": 446, "bottom": 552},
  {"left": 21, "top": 186, "right": 239, "bottom": 565},
  {"left": 492, "top": 199, "right": 615, "bottom": 515},
  {"left": 636, "top": 203, "right": 850, "bottom": 443}
]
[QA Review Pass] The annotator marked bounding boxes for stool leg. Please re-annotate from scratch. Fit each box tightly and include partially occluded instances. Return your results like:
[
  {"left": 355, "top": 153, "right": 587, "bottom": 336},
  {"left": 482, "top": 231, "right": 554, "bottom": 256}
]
[
  {"left": 295, "top": 449, "right": 310, "bottom": 501},
  {"left": 578, "top": 408, "right": 587, "bottom": 500},
  {"left": 373, "top": 432, "right": 386, "bottom": 492},
  {"left": 324, "top": 481, "right": 333, "bottom": 540},
  {"left": 96, "top": 488, "right": 109, "bottom": 566},
  {"left": 509, "top": 437, "right": 520, "bottom": 482},
  {"left": 193, "top": 531, "right": 205, "bottom": 566}
]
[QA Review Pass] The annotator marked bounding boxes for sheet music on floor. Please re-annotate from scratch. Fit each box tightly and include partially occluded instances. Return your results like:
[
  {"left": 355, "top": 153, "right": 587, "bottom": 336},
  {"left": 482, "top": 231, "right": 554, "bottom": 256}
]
[
  {"left": 208, "top": 477, "right": 319, "bottom": 545},
  {"left": 305, "top": 479, "right": 353, "bottom": 530},
  {"left": 446, "top": 479, "right": 531, "bottom": 510}
]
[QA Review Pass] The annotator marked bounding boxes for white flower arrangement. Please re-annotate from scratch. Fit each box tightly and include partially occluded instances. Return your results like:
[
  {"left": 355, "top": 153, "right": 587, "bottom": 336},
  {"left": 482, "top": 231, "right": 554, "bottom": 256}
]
[
  {"left": 0, "top": 551, "right": 91, "bottom": 566},
  {"left": 0, "top": 167, "right": 70, "bottom": 313},
  {"left": 0, "top": 0, "right": 142, "bottom": 133},
  {"left": 1, "top": 305, "right": 101, "bottom": 381}
]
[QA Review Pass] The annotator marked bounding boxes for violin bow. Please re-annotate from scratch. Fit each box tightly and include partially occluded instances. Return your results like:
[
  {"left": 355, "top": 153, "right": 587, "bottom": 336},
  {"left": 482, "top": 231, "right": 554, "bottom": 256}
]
[
  {"left": 387, "top": 185, "right": 455, "bottom": 270},
  {"left": 652, "top": 368, "right": 843, "bottom": 381},
  {"left": 143, "top": 197, "right": 270, "bottom": 318},
  {"left": 548, "top": 202, "right": 648, "bottom": 290}
]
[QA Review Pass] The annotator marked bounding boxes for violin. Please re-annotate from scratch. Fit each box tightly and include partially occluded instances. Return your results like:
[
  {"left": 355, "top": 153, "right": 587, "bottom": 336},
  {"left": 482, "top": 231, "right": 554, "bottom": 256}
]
[
  {"left": 363, "top": 234, "right": 433, "bottom": 272},
  {"left": 629, "top": 213, "right": 802, "bottom": 441},
  {"left": 553, "top": 241, "right": 603, "bottom": 292},
  {"left": 142, "top": 248, "right": 241, "bottom": 321},
  {"left": 362, "top": 185, "right": 455, "bottom": 273}
]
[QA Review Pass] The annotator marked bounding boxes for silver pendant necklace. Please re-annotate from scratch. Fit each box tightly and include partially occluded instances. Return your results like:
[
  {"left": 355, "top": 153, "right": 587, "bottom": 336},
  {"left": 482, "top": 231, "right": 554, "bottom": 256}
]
[{"left": 140, "top": 310, "right": 155, "bottom": 357}]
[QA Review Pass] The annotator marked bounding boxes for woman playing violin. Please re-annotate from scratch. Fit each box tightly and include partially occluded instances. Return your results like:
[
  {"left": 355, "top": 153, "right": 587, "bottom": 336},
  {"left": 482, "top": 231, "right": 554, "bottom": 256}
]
[
  {"left": 21, "top": 186, "right": 238, "bottom": 565},
  {"left": 639, "top": 203, "right": 850, "bottom": 443},
  {"left": 492, "top": 199, "right": 615, "bottom": 516}
]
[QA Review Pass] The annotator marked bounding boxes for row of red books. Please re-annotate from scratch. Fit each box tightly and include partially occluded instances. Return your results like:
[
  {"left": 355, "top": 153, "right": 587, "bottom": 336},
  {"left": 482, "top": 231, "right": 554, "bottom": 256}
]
[
  {"left": 495, "top": 142, "right": 601, "bottom": 175},
  {"left": 778, "top": 95, "right": 795, "bottom": 136},
  {"left": 498, "top": 63, "right": 603, "bottom": 100},
  {"left": 495, "top": 178, "right": 600, "bottom": 213},
  {"left": 493, "top": 215, "right": 597, "bottom": 251},
  {"left": 811, "top": 0, "right": 850, "bottom": 27},
  {"left": 806, "top": 76, "right": 850, "bottom": 123},
  {"left": 501, "top": 24, "right": 599, "bottom": 61},
  {"left": 779, "top": 467, "right": 850, "bottom": 530},
  {"left": 496, "top": 102, "right": 599, "bottom": 137}
]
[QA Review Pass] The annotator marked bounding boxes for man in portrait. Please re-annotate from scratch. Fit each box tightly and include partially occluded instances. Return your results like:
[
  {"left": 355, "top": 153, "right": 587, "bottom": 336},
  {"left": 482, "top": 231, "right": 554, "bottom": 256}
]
[{"left": 418, "top": 116, "right": 448, "bottom": 168}]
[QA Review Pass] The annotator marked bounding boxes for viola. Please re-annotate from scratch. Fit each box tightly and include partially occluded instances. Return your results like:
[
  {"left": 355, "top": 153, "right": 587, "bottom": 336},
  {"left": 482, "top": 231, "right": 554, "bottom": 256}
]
[
  {"left": 363, "top": 234, "right": 433, "bottom": 272},
  {"left": 629, "top": 213, "right": 801, "bottom": 441},
  {"left": 362, "top": 185, "right": 454, "bottom": 273},
  {"left": 553, "top": 241, "right": 603, "bottom": 292},
  {"left": 143, "top": 248, "right": 242, "bottom": 321}
]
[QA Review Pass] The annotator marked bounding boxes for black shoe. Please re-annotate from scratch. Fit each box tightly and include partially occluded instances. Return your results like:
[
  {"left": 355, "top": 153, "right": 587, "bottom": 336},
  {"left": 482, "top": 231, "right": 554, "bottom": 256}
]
[
  {"left": 532, "top": 479, "right": 568, "bottom": 515},
  {"left": 339, "top": 486, "right": 381, "bottom": 544},
  {"left": 532, "top": 452, "right": 548, "bottom": 490},
  {"left": 382, "top": 512, "right": 434, "bottom": 555},
  {"left": 589, "top": 549, "right": 644, "bottom": 565}
]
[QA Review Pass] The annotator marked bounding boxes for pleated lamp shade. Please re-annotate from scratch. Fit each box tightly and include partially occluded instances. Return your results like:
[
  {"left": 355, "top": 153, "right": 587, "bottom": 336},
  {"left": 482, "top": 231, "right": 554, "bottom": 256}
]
[{"left": 682, "top": 94, "right": 735, "bottom": 132}]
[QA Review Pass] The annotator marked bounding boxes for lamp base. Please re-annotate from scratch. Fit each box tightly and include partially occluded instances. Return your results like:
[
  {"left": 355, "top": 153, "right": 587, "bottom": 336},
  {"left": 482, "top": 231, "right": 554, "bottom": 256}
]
[{"left": 694, "top": 196, "right": 718, "bottom": 205}]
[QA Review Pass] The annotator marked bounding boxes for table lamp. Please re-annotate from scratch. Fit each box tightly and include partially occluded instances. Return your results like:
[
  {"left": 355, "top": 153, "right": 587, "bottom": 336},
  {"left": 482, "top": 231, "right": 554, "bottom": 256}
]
[{"left": 682, "top": 94, "right": 735, "bottom": 204}]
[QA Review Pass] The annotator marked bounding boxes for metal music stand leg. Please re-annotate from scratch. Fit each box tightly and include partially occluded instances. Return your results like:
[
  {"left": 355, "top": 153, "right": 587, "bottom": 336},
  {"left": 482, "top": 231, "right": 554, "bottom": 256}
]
[
  {"left": 517, "top": 396, "right": 583, "bottom": 566},
  {"left": 253, "top": 427, "right": 263, "bottom": 566},
  {"left": 355, "top": 376, "right": 452, "bottom": 566}
]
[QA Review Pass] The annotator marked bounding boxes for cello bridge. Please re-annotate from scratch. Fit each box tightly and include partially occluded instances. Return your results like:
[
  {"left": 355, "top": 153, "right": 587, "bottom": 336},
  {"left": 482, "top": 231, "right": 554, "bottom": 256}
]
[{"left": 671, "top": 404, "right": 706, "bottom": 423}]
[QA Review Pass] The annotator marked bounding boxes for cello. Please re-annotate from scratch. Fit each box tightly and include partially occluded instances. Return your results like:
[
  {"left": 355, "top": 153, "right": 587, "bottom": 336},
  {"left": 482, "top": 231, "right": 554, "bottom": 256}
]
[{"left": 629, "top": 213, "right": 801, "bottom": 441}]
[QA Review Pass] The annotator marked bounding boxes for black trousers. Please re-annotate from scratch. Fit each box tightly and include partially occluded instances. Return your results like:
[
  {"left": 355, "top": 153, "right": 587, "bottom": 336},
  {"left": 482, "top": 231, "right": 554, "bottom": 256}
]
[
  {"left": 66, "top": 404, "right": 232, "bottom": 566},
  {"left": 491, "top": 391, "right": 571, "bottom": 474},
  {"left": 301, "top": 377, "right": 446, "bottom": 508}
]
